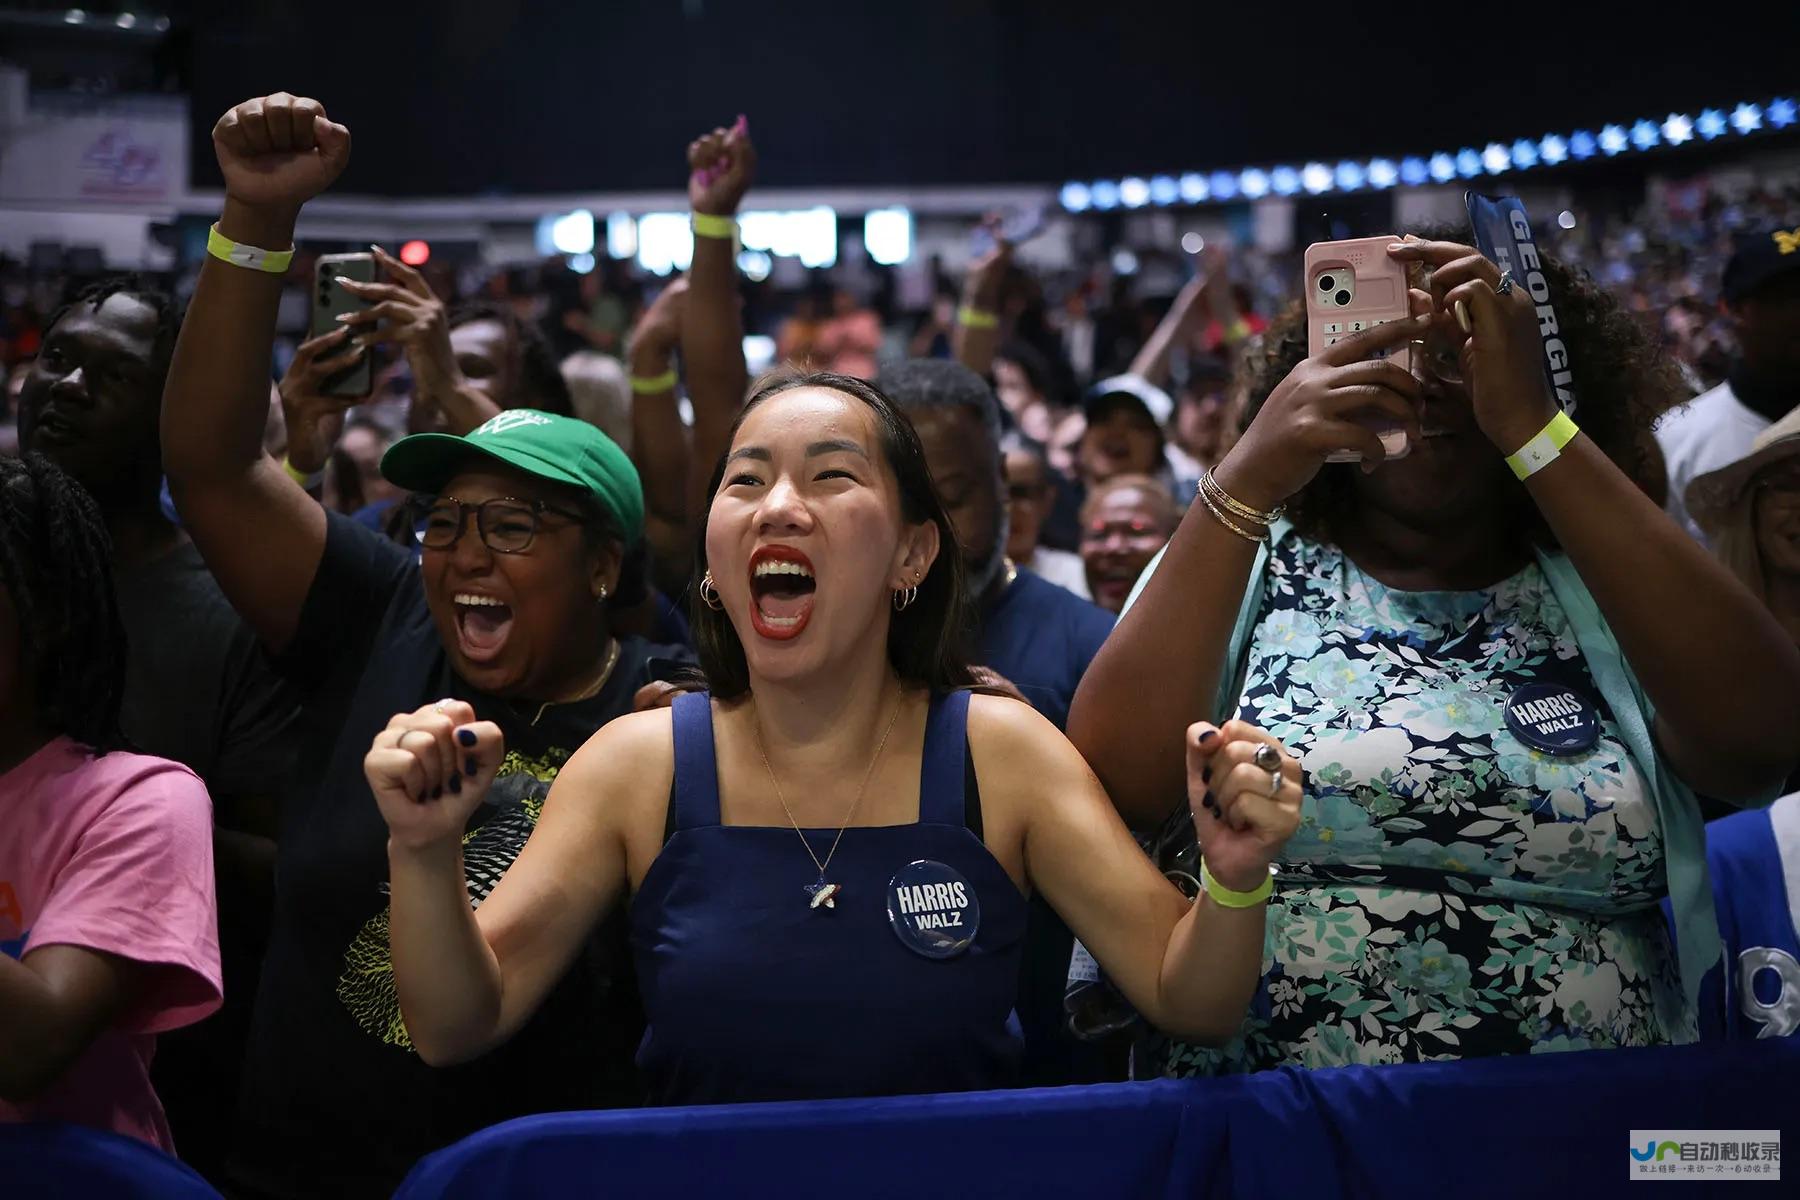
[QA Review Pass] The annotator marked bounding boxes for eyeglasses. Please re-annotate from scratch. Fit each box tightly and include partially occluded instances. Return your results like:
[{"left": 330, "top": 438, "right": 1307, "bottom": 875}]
[{"left": 411, "top": 496, "right": 587, "bottom": 554}]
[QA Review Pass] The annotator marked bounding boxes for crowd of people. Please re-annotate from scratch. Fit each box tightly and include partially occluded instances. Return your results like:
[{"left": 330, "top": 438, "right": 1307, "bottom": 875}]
[{"left": 2, "top": 87, "right": 1798, "bottom": 1199}]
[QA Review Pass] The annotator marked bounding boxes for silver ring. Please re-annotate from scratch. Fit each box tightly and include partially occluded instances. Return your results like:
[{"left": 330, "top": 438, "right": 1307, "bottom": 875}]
[
  {"left": 1267, "top": 768, "right": 1283, "bottom": 798},
  {"left": 1495, "top": 270, "right": 1515, "bottom": 297},
  {"left": 1253, "top": 744, "right": 1282, "bottom": 772}
]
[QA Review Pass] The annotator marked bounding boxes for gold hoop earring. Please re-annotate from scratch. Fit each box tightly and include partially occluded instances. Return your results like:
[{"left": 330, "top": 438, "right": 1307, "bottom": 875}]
[
  {"left": 892, "top": 585, "right": 918, "bottom": 612},
  {"left": 699, "top": 571, "right": 724, "bottom": 611}
]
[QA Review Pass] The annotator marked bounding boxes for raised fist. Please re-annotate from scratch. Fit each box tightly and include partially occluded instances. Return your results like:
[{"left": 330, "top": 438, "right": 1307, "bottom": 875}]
[
  {"left": 687, "top": 115, "right": 756, "bottom": 217},
  {"left": 213, "top": 92, "right": 351, "bottom": 211}
]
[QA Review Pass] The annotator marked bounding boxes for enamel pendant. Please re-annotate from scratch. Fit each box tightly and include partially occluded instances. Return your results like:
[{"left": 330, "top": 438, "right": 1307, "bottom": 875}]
[{"left": 805, "top": 879, "right": 842, "bottom": 910}]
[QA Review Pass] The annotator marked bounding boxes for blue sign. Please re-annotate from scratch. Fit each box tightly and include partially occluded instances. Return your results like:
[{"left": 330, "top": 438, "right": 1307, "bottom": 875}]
[
  {"left": 1465, "top": 191, "right": 1577, "bottom": 417},
  {"left": 1504, "top": 682, "right": 1601, "bottom": 756},
  {"left": 886, "top": 860, "right": 980, "bottom": 959}
]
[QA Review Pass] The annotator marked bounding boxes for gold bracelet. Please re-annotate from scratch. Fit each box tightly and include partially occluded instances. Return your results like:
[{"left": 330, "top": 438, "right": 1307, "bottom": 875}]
[
  {"left": 1199, "top": 468, "right": 1283, "bottom": 526},
  {"left": 1197, "top": 486, "right": 1265, "bottom": 544}
]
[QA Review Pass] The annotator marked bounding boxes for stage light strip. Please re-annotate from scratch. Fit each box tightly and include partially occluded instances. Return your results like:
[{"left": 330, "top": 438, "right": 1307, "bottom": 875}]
[{"left": 1060, "top": 95, "right": 1798, "bottom": 212}]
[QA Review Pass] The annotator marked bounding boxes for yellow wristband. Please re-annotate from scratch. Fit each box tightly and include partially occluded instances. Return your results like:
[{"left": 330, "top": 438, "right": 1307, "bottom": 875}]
[
  {"left": 283, "top": 456, "right": 324, "bottom": 489},
  {"left": 957, "top": 305, "right": 999, "bottom": 330},
  {"left": 1505, "top": 411, "right": 1579, "bottom": 481},
  {"left": 1200, "top": 857, "right": 1274, "bottom": 908},
  {"left": 630, "top": 369, "right": 678, "bottom": 394},
  {"left": 691, "top": 212, "right": 738, "bottom": 240},
  {"left": 207, "top": 224, "right": 295, "bottom": 274}
]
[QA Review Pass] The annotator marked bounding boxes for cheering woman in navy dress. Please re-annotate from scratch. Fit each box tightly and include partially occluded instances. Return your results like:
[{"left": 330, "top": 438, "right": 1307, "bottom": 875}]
[{"left": 369, "top": 343, "right": 1305, "bottom": 1100}]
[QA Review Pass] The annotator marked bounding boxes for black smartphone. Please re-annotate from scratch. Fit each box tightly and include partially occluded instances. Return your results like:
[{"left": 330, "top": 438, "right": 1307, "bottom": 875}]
[{"left": 312, "top": 251, "right": 375, "bottom": 398}]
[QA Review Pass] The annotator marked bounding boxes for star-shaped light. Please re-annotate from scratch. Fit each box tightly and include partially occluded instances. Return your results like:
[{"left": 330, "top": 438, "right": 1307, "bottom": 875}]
[
  {"left": 1731, "top": 103, "right": 1762, "bottom": 134},
  {"left": 1511, "top": 139, "right": 1539, "bottom": 169},
  {"left": 1539, "top": 134, "right": 1567, "bottom": 164},
  {"left": 1568, "top": 131, "right": 1597, "bottom": 160},
  {"left": 1663, "top": 114, "right": 1693, "bottom": 145},
  {"left": 1428, "top": 153, "right": 1456, "bottom": 182},
  {"left": 1239, "top": 168, "right": 1270, "bottom": 199},
  {"left": 1367, "top": 159, "right": 1398, "bottom": 189},
  {"left": 1599, "top": 125, "right": 1628, "bottom": 155},
  {"left": 1301, "top": 162, "right": 1333, "bottom": 194},
  {"left": 1770, "top": 98, "right": 1797, "bottom": 128},
  {"left": 1630, "top": 119, "right": 1660, "bottom": 150},
  {"left": 1696, "top": 110, "right": 1726, "bottom": 140}
]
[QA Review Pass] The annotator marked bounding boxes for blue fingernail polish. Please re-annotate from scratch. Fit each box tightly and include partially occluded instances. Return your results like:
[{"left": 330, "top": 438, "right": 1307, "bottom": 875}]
[
  {"left": 1199, "top": 730, "right": 1219, "bottom": 745},
  {"left": 448, "top": 774, "right": 462, "bottom": 794},
  {"left": 1202, "top": 766, "right": 1212, "bottom": 783},
  {"left": 457, "top": 729, "right": 477, "bottom": 746},
  {"left": 465, "top": 757, "right": 478, "bottom": 777}
]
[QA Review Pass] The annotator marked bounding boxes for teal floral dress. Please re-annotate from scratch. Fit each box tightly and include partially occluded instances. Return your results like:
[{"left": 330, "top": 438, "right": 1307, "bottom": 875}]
[{"left": 1151, "top": 536, "right": 1694, "bottom": 1076}]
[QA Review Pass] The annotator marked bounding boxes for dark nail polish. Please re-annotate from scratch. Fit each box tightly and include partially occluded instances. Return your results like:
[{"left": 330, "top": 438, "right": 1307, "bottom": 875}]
[
  {"left": 1198, "top": 730, "right": 1219, "bottom": 746},
  {"left": 448, "top": 774, "right": 462, "bottom": 794},
  {"left": 1203, "top": 790, "right": 1216, "bottom": 808},
  {"left": 457, "top": 729, "right": 477, "bottom": 747},
  {"left": 432, "top": 787, "right": 442, "bottom": 800},
  {"left": 465, "top": 757, "right": 478, "bottom": 777},
  {"left": 1202, "top": 766, "right": 1212, "bottom": 783}
]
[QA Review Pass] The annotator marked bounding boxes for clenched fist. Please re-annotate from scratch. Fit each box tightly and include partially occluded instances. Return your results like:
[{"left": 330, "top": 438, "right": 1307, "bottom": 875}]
[
  {"left": 213, "top": 92, "right": 351, "bottom": 212},
  {"left": 365, "top": 699, "right": 505, "bottom": 852}
]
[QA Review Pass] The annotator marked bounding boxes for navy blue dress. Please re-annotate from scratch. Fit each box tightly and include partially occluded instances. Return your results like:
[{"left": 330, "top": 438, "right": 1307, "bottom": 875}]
[{"left": 632, "top": 689, "right": 1026, "bottom": 1104}]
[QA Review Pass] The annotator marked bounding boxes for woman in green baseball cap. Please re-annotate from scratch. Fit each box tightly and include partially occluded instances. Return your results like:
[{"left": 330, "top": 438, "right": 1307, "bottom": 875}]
[{"left": 156, "top": 92, "right": 753, "bottom": 1198}]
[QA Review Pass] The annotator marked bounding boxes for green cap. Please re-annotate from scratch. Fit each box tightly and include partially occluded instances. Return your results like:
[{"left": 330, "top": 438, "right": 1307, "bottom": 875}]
[{"left": 380, "top": 409, "right": 644, "bottom": 544}]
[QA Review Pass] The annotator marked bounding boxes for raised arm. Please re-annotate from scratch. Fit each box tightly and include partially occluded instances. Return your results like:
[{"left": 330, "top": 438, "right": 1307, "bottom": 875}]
[
  {"left": 162, "top": 93, "right": 350, "bottom": 654},
  {"left": 952, "top": 218, "right": 1012, "bottom": 379},
  {"left": 626, "top": 277, "right": 692, "bottom": 582},
  {"left": 1068, "top": 316, "right": 1429, "bottom": 827},
  {"left": 975, "top": 697, "right": 1299, "bottom": 1042},
  {"left": 682, "top": 117, "right": 756, "bottom": 519},
  {"left": 339, "top": 246, "right": 501, "bottom": 435},
  {"left": 369, "top": 700, "right": 655, "bottom": 1064},
  {"left": 1407, "top": 241, "right": 1800, "bottom": 800}
]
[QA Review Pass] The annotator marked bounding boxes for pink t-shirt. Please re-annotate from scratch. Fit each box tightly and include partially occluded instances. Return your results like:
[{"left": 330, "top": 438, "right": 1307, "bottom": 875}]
[{"left": 0, "top": 737, "right": 222, "bottom": 1153}]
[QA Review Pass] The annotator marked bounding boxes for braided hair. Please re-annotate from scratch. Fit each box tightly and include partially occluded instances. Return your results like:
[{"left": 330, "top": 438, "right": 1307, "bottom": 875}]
[{"left": 0, "top": 454, "right": 127, "bottom": 753}]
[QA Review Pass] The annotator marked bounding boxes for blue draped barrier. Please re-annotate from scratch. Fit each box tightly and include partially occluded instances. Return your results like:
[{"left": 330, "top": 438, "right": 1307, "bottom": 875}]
[
  {"left": 396, "top": 1041, "right": 1799, "bottom": 1200},
  {"left": 5, "top": 1042, "right": 1792, "bottom": 1197}
]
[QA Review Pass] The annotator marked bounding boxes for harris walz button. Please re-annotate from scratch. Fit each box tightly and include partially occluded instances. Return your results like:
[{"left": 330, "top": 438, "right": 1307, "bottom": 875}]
[
  {"left": 1504, "top": 682, "right": 1601, "bottom": 756},
  {"left": 886, "top": 860, "right": 980, "bottom": 960}
]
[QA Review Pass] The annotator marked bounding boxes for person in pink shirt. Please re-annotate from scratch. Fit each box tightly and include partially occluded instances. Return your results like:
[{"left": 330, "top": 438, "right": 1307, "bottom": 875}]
[{"left": 0, "top": 453, "right": 222, "bottom": 1155}]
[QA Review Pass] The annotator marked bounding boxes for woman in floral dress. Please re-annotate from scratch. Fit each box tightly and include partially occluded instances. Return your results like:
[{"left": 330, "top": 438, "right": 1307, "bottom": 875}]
[{"left": 1068, "top": 233, "right": 1800, "bottom": 1073}]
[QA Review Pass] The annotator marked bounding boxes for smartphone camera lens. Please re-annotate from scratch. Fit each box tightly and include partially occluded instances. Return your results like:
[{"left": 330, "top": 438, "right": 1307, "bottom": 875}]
[
  {"left": 1318, "top": 275, "right": 1335, "bottom": 291},
  {"left": 1334, "top": 289, "right": 1352, "bottom": 306}
]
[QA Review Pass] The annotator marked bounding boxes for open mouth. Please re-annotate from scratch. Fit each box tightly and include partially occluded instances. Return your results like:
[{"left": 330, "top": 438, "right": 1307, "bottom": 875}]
[
  {"left": 452, "top": 591, "right": 514, "bottom": 663},
  {"left": 29, "top": 409, "right": 81, "bottom": 446},
  {"left": 747, "top": 545, "right": 816, "bottom": 641}
]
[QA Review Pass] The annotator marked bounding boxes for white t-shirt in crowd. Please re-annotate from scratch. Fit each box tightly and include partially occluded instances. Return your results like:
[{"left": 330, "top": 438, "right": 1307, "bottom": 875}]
[
  {"left": 1024, "top": 547, "right": 1090, "bottom": 600},
  {"left": 1655, "top": 380, "right": 1771, "bottom": 543}
]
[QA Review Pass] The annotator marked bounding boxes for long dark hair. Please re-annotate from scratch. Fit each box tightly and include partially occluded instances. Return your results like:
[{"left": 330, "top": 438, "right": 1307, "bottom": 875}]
[
  {"left": 0, "top": 454, "right": 127, "bottom": 752},
  {"left": 691, "top": 372, "right": 977, "bottom": 700}
]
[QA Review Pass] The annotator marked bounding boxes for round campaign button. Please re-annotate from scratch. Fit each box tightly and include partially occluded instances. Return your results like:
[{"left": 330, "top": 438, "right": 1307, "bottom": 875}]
[
  {"left": 886, "top": 860, "right": 980, "bottom": 960},
  {"left": 1503, "top": 682, "right": 1601, "bottom": 756}
]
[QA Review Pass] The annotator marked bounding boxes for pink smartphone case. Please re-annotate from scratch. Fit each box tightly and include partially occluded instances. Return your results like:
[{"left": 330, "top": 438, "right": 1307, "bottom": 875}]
[{"left": 1304, "top": 235, "right": 1414, "bottom": 461}]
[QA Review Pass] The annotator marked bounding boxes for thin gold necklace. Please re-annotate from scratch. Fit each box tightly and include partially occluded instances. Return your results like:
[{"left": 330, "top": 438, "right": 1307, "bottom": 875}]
[
  {"left": 529, "top": 637, "right": 619, "bottom": 726},
  {"left": 750, "top": 689, "right": 903, "bottom": 910}
]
